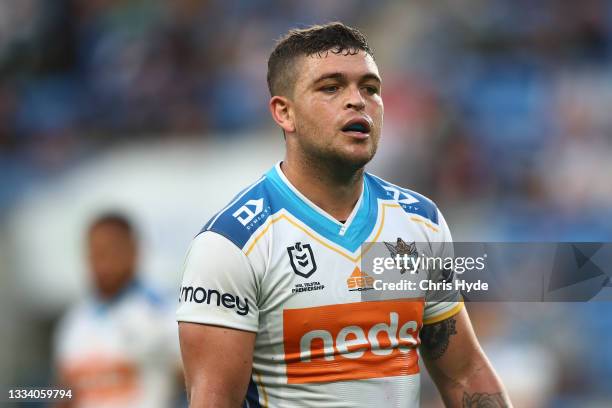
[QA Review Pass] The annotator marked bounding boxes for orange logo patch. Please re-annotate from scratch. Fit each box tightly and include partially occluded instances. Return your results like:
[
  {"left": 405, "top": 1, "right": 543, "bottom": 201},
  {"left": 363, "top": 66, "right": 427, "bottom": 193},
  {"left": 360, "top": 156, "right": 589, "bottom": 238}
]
[
  {"left": 283, "top": 299, "right": 424, "bottom": 384},
  {"left": 346, "top": 267, "right": 374, "bottom": 291}
]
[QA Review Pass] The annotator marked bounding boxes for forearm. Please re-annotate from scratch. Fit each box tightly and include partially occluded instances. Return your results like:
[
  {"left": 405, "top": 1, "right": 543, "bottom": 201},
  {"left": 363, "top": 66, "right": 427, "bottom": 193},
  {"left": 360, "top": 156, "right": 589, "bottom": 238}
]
[
  {"left": 424, "top": 349, "right": 511, "bottom": 407},
  {"left": 420, "top": 309, "right": 512, "bottom": 407}
]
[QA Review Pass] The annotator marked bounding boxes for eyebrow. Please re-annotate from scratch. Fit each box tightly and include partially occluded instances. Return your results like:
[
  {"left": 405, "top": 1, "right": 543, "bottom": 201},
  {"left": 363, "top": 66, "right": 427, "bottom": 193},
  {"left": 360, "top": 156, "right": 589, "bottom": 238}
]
[{"left": 312, "top": 72, "right": 382, "bottom": 86}]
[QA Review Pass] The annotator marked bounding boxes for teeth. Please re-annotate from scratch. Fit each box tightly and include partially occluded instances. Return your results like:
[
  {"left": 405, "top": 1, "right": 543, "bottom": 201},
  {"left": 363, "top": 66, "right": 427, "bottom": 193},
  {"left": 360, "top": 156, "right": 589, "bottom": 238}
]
[{"left": 344, "top": 123, "right": 367, "bottom": 133}]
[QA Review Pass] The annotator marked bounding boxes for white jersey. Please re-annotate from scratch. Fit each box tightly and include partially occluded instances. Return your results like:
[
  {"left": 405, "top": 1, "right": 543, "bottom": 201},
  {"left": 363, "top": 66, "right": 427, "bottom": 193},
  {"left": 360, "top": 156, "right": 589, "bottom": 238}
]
[
  {"left": 177, "top": 163, "right": 462, "bottom": 407},
  {"left": 54, "top": 281, "right": 181, "bottom": 408}
]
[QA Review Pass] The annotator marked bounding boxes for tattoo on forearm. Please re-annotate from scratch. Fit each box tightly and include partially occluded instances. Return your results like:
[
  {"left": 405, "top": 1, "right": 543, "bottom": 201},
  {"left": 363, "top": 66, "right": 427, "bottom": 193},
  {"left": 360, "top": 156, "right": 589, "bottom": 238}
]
[
  {"left": 419, "top": 317, "right": 457, "bottom": 360},
  {"left": 462, "top": 391, "right": 508, "bottom": 407}
]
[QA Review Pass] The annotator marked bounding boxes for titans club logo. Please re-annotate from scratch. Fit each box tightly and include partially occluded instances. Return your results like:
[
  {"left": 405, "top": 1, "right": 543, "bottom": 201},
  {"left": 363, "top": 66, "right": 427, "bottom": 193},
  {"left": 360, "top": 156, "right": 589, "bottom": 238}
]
[{"left": 384, "top": 238, "right": 418, "bottom": 274}]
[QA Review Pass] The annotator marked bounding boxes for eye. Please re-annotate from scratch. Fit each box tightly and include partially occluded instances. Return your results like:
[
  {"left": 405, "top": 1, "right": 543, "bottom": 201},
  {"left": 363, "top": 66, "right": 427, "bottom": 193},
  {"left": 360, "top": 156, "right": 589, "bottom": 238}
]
[
  {"left": 363, "top": 85, "right": 379, "bottom": 95},
  {"left": 320, "top": 85, "right": 339, "bottom": 93}
]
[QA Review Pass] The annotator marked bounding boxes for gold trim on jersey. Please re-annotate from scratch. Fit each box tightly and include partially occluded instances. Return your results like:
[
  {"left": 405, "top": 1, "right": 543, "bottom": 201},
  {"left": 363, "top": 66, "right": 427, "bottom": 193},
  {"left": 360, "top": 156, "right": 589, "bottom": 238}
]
[
  {"left": 410, "top": 216, "right": 439, "bottom": 232},
  {"left": 422, "top": 301, "right": 464, "bottom": 325},
  {"left": 254, "top": 370, "right": 269, "bottom": 407},
  {"left": 245, "top": 203, "right": 398, "bottom": 261},
  {"left": 244, "top": 203, "right": 441, "bottom": 261}
]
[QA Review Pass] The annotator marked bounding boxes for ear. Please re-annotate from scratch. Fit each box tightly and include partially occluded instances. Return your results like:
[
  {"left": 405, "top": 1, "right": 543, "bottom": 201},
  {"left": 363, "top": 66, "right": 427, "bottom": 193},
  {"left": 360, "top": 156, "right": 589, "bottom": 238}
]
[{"left": 269, "top": 95, "right": 296, "bottom": 134}]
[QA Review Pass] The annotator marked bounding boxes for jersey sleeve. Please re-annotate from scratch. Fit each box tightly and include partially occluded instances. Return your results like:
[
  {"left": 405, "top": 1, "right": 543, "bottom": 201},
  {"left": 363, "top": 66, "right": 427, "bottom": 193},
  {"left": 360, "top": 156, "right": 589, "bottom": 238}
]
[
  {"left": 176, "top": 231, "right": 259, "bottom": 332},
  {"left": 423, "top": 209, "right": 463, "bottom": 325}
]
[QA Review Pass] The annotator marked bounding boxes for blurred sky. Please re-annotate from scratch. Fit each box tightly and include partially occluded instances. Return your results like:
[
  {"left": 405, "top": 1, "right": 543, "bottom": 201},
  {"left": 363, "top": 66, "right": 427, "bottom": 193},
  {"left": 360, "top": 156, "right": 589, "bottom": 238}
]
[{"left": 1, "top": 1, "right": 612, "bottom": 407}]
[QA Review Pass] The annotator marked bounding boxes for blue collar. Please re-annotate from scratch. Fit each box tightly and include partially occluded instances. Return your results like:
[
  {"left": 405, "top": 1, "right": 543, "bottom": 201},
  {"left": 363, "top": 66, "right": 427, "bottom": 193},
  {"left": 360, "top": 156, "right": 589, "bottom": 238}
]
[{"left": 265, "top": 163, "right": 379, "bottom": 253}]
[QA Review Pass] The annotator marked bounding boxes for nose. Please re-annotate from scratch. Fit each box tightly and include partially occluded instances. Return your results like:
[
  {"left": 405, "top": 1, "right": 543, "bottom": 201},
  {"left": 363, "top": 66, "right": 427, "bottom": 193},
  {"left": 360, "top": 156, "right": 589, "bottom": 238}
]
[{"left": 345, "top": 86, "right": 366, "bottom": 111}]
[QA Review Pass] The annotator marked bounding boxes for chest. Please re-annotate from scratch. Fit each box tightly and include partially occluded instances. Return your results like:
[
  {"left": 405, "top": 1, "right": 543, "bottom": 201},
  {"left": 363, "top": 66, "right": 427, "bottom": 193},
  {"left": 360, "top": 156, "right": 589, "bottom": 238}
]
[{"left": 256, "top": 211, "right": 431, "bottom": 311}]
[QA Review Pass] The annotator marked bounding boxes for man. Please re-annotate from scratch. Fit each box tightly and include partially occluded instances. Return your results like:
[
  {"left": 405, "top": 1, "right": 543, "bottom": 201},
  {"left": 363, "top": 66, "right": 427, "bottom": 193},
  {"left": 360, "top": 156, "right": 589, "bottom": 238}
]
[
  {"left": 177, "top": 23, "right": 511, "bottom": 407},
  {"left": 54, "top": 213, "right": 183, "bottom": 408}
]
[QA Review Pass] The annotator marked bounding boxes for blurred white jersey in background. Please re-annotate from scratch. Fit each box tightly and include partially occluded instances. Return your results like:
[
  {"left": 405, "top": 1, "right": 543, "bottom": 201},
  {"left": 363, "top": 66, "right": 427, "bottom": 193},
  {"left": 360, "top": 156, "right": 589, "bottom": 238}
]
[{"left": 54, "top": 281, "right": 181, "bottom": 408}]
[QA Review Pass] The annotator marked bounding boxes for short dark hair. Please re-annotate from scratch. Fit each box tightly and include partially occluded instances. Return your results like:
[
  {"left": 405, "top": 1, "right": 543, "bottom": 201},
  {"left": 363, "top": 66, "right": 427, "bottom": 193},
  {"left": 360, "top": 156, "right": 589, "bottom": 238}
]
[
  {"left": 89, "top": 212, "right": 135, "bottom": 236},
  {"left": 267, "top": 22, "right": 374, "bottom": 97}
]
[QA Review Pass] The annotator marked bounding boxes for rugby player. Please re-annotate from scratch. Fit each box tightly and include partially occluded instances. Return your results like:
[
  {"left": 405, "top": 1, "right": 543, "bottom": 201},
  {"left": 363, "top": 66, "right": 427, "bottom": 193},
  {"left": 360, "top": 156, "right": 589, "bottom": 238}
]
[
  {"left": 178, "top": 22, "right": 511, "bottom": 407},
  {"left": 54, "top": 214, "right": 182, "bottom": 408}
]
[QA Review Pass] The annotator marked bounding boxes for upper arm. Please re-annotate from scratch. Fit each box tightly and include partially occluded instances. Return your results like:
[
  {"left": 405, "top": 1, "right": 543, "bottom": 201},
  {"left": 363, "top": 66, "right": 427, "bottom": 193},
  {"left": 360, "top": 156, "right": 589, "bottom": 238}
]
[
  {"left": 177, "top": 231, "right": 260, "bottom": 406},
  {"left": 420, "top": 306, "right": 482, "bottom": 376},
  {"left": 179, "top": 322, "right": 255, "bottom": 408}
]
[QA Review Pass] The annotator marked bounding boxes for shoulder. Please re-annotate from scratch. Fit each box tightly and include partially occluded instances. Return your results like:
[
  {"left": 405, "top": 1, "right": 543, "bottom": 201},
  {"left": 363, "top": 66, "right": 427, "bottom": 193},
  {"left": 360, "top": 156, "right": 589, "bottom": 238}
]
[
  {"left": 365, "top": 172, "right": 440, "bottom": 226},
  {"left": 125, "top": 281, "right": 170, "bottom": 311},
  {"left": 198, "top": 174, "right": 274, "bottom": 251},
  {"left": 58, "top": 298, "right": 97, "bottom": 325}
]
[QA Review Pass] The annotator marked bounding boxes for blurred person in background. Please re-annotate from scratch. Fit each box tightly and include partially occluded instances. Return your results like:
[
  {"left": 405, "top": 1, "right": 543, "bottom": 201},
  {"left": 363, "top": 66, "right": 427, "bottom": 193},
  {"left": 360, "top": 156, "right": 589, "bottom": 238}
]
[
  {"left": 1, "top": 1, "right": 610, "bottom": 406},
  {"left": 53, "top": 213, "right": 183, "bottom": 408},
  {"left": 177, "top": 22, "right": 511, "bottom": 407}
]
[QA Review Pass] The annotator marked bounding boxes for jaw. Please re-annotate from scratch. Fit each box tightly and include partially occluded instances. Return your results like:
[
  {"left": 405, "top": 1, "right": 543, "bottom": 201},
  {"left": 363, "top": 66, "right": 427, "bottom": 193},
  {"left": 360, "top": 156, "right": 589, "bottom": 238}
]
[
  {"left": 285, "top": 132, "right": 379, "bottom": 186},
  {"left": 328, "top": 133, "right": 378, "bottom": 169},
  {"left": 288, "top": 119, "right": 380, "bottom": 171}
]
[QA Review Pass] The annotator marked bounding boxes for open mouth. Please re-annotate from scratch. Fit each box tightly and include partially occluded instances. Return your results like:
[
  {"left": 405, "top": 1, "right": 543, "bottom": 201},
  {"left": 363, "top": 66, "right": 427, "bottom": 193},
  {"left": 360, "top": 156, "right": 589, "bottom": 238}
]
[{"left": 341, "top": 118, "right": 372, "bottom": 134}]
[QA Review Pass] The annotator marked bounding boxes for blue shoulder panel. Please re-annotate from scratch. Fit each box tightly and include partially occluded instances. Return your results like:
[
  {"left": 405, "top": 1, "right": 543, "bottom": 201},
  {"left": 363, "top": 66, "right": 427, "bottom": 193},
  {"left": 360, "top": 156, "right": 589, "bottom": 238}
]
[
  {"left": 366, "top": 173, "right": 439, "bottom": 225},
  {"left": 199, "top": 170, "right": 440, "bottom": 252},
  {"left": 199, "top": 176, "right": 272, "bottom": 250}
]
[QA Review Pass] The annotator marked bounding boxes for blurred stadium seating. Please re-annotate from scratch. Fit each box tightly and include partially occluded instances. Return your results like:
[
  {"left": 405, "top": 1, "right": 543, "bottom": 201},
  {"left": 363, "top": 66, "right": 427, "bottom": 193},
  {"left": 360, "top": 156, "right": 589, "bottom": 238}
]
[{"left": 1, "top": 1, "right": 611, "bottom": 406}]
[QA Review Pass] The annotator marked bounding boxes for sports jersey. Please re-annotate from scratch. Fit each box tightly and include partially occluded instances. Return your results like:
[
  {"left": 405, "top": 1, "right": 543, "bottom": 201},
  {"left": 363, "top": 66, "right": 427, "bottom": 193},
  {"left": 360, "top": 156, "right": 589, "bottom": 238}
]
[
  {"left": 177, "top": 163, "right": 462, "bottom": 408},
  {"left": 54, "top": 281, "right": 181, "bottom": 408}
]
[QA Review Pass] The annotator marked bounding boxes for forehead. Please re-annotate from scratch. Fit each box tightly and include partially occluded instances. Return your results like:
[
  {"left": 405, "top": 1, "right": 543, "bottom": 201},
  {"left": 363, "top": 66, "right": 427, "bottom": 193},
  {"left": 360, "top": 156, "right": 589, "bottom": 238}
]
[
  {"left": 89, "top": 222, "right": 131, "bottom": 239},
  {"left": 294, "top": 50, "right": 380, "bottom": 88}
]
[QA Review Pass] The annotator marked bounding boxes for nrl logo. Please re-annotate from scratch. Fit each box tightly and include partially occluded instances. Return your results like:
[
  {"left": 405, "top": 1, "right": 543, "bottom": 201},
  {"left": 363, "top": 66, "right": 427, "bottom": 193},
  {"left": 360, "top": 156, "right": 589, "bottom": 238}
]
[
  {"left": 384, "top": 238, "right": 418, "bottom": 274},
  {"left": 287, "top": 242, "right": 317, "bottom": 278}
]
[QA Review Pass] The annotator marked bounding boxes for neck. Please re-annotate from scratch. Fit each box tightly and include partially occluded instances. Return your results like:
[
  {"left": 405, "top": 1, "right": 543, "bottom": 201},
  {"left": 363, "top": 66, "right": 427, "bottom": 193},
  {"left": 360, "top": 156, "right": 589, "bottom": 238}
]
[
  {"left": 96, "top": 275, "right": 136, "bottom": 302},
  {"left": 281, "top": 155, "right": 364, "bottom": 222}
]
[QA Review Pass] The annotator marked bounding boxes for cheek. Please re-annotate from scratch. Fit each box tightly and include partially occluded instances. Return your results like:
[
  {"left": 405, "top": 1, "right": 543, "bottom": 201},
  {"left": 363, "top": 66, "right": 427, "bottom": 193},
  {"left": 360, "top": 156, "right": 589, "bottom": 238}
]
[
  {"left": 370, "top": 101, "right": 384, "bottom": 129},
  {"left": 371, "top": 97, "right": 384, "bottom": 115},
  {"left": 297, "top": 101, "right": 333, "bottom": 129}
]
